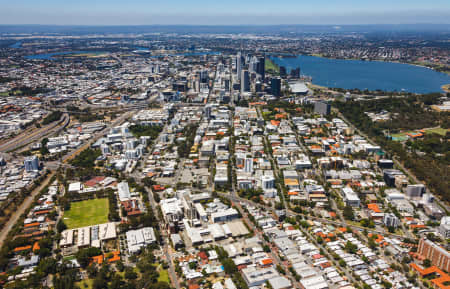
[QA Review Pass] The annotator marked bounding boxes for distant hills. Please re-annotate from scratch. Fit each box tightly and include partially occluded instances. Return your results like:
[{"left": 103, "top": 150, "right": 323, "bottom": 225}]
[{"left": 0, "top": 24, "right": 449, "bottom": 35}]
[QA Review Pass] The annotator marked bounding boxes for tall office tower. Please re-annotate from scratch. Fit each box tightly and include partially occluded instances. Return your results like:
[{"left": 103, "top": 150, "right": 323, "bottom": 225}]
[
  {"left": 249, "top": 56, "right": 258, "bottom": 73},
  {"left": 241, "top": 70, "right": 250, "bottom": 93},
  {"left": 217, "top": 63, "right": 224, "bottom": 73},
  {"left": 236, "top": 52, "right": 242, "bottom": 81},
  {"left": 256, "top": 56, "right": 265, "bottom": 80},
  {"left": 200, "top": 69, "right": 208, "bottom": 83},
  {"left": 271, "top": 77, "right": 281, "bottom": 97},
  {"left": 224, "top": 78, "right": 230, "bottom": 91},
  {"left": 279, "top": 66, "right": 287, "bottom": 77},
  {"left": 24, "top": 156, "right": 39, "bottom": 172},
  {"left": 204, "top": 104, "right": 212, "bottom": 120},
  {"left": 290, "top": 67, "right": 300, "bottom": 78},
  {"left": 255, "top": 81, "right": 262, "bottom": 93}
]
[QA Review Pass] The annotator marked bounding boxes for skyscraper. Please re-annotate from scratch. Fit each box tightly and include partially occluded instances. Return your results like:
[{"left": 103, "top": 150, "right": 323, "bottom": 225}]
[
  {"left": 290, "top": 67, "right": 300, "bottom": 78},
  {"left": 279, "top": 66, "right": 287, "bottom": 77},
  {"left": 241, "top": 69, "right": 250, "bottom": 93},
  {"left": 256, "top": 56, "right": 265, "bottom": 80},
  {"left": 236, "top": 52, "right": 242, "bottom": 81},
  {"left": 271, "top": 77, "right": 281, "bottom": 97}
]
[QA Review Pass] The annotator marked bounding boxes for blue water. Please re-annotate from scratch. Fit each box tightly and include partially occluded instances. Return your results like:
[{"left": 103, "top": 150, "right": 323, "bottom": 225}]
[
  {"left": 272, "top": 55, "right": 450, "bottom": 93},
  {"left": 25, "top": 51, "right": 106, "bottom": 60},
  {"left": 9, "top": 42, "right": 22, "bottom": 48}
]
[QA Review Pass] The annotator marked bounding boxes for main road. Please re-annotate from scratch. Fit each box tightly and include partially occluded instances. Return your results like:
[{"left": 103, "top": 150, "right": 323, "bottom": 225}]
[
  {"left": 0, "top": 113, "right": 70, "bottom": 153},
  {"left": 0, "top": 111, "right": 133, "bottom": 248}
]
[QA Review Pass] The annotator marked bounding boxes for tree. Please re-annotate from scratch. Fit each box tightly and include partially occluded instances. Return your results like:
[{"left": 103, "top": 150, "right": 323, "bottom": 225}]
[
  {"left": 423, "top": 259, "right": 432, "bottom": 268},
  {"left": 344, "top": 241, "right": 358, "bottom": 254},
  {"left": 92, "top": 276, "right": 108, "bottom": 289},
  {"left": 56, "top": 219, "right": 67, "bottom": 233},
  {"left": 343, "top": 205, "right": 354, "bottom": 220},
  {"left": 124, "top": 267, "right": 138, "bottom": 280},
  {"left": 76, "top": 247, "right": 102, "bottom": 268}
]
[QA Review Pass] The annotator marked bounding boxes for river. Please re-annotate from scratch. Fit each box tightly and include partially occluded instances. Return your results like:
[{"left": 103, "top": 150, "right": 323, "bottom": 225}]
[{"left": 271, "top": 55, "right": 450, "bottom": 93}]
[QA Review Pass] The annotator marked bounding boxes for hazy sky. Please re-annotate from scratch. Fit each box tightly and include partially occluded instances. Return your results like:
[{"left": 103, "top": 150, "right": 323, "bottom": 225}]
[{"left": 1, "top": 0, "right": 450, "bottom": 25}]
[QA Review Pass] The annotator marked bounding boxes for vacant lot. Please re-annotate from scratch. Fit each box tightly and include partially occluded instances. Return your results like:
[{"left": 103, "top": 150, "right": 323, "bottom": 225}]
[{"left": 63, "top": 198, "right": 109, "bottom": 229}]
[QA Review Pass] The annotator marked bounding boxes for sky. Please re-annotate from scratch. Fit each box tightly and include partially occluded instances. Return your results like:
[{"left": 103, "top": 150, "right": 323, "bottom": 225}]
[{"left": 1, "top": 0, "right": 450, "bottom": 25}]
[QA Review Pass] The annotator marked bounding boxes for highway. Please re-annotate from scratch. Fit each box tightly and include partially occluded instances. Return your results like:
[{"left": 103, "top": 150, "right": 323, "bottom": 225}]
[
  {"left": 0, "top": 111, "right": 133, "bottom": 250},
  {"left": 0, "top": 113, "right": 70, "bottom": 153},
  {"left": 0, "top": 172, "right": 55, "bottom": 248}
]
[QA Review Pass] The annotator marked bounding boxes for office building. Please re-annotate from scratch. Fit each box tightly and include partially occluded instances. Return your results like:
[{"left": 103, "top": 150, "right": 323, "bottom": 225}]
[
  {"left": 118, "top": 181, "right": 131, "bottom": 202},
  {"left": 126, "top": 227, "right": 157, "bottom": 254},
  {"left": 279, "top": 66, "right": 287, "bottom": 77},
  {"left": 290, "top": 67, "right": 300, "bottom": 78},
  {"left": 236, "top": 52, "right": 242, "bottom": 81},
  {"left": 383, "top": 213, "right": 400, "bottom": 228},
  {"left": 241, "top": 70, "right": 250, "bottom": 93},
  {"left": 439, "top": 216, "right": 450, "bottom": 239},
  {"left": 256, "top": 56, "right": 265, "bottom": 80},
  {"left": 342, "top": 187, "right": 360, "bottom": 207},
  {"left": 271, "top": 77, "right": 281, "bottom": 97},
  {"left": 24, "top": 156, "right": 39, "bottom": 172},
  {"left": 244, "top": 157, "right": 253, "bottom": 173},
  {"left": 406, "top": 184, "right": 425, "bottom": 198},
  {"left": 314, "top": 102, "right": 331, "bottom": 116}
]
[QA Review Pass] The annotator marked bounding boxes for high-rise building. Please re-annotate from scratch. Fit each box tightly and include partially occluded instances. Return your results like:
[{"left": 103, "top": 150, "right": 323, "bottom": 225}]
[
  {"left": 290, "top": 67, "right": 300, "bottom": 78},
  {"left": 24, "top": 156, "right": 39, "bottom": 172},
  {"left": 249, "top": 56, "right": 258, "bottom": 73},
  {"left": 101, "top": 143, "right": 110, "bottom": 155},
  {"left": 261, "top": 175, "right": 275, "bottom": 190},
  {"left": 256, "top": 56, "right": 265, "bottom": 80},
  {"left": 314, "top": 101, "right": 331, "bottom": 115},
  {"left": 224, "top": 78, "right": 230, "bottom": 91},
  {"left": 241, "top": 70, "right": 250, "bottom": 93},
  {"left": 406, "top": 184, "right": 426, "bottom": 198},
  {"left": 418, "top": 238, "right": 450, "bottom": 272},
  {"left": 279, "top": 66, "right": 287, "bottom": 77},
  {"left": 383, "top": 213, "right": 399, "bottom": 228},
  {"left": 244, "top": 158, "right": 253, "bottom": 173},
  {"left": 236, "top": 52, "right": 242, "bottom": 81},
  {"left": 271, "top": 77, "right": 281, "bottom": 97}
]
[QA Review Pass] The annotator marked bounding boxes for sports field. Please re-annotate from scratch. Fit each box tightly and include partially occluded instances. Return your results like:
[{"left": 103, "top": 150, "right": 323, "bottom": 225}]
[
  {"left": 424, "top": 127, "right": 448, "bottom": 136},
  {"left": 63, "top": 198, "right": 109, "bottom": 229}
]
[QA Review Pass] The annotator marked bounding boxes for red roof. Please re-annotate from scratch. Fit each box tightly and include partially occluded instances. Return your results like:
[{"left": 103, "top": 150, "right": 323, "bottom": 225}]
[{"left": 198, "top": 251, "right": 208, "bottom": 260}]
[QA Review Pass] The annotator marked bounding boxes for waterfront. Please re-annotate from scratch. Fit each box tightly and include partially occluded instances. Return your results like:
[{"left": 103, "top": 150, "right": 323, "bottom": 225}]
[{"left": 272, "top": 55, "right": 450, "bottom": 93}]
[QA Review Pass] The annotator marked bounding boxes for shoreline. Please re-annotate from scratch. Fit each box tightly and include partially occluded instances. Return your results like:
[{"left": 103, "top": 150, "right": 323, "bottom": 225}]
[
  {"left": 442, "top": 84, "right": 450, "bottom": 93},
  {"left": 271, "top": 53, "right": 450, "bottom": 75}
]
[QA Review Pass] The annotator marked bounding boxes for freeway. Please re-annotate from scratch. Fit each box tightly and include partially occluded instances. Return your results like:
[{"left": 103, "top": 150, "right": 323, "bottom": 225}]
[
  {"left": 0, "top": 172, "right": 55, "bottom": 248},
  {"left": 0, "top": 111, "right": 133, "bottom": 249},
  {"left": 0, "top": 113, "right": 70, "bottom": 153}
]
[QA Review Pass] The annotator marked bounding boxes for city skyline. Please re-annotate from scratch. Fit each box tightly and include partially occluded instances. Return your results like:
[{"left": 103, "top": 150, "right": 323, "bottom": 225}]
[{"left": 1, "top": 0, "right": 450, "bottom": 25}]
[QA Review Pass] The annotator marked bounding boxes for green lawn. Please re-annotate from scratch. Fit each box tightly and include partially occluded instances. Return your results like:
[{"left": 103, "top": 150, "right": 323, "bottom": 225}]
[
  {"left": 158, "top": 269, "right": 170, "bottom": 283},
  {"left": 425, "top": 127, "right": 448, "bottom": 136},
  {"left": 390, "top": 132, "right": 408, "bottom": 141},
  {"left": 63, "top": 198, "right": 109, "bottom": 229},
  {"left": 265, "top": 58, "right": 280, "bottom": 74},
  {"left": 76, "top": 278, "right": 93, "bottom": 289}
]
